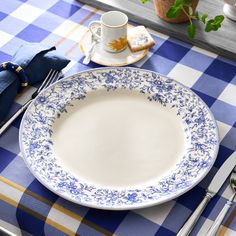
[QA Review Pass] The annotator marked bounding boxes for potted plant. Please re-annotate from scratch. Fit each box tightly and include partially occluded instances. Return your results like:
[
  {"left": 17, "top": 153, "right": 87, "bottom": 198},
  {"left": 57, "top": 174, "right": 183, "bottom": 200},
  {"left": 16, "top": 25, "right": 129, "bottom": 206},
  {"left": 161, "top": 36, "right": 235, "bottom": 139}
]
[{"left": 141, "top": 0, "right": 224, "bottom": 38}]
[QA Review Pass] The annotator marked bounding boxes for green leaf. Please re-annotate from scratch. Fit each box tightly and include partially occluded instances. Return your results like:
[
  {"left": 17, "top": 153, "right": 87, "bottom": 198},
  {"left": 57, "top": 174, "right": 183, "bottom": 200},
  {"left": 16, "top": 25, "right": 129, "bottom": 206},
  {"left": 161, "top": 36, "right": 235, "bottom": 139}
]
[
  {"left": 205, "top": 19, "right": 214, "bottom": 32},
  {"left": 187, "top": 24, "right": 196, "bottom": 38},
  {"left": 183, "top": 0, "right": 194, "bottom": 5},
  {"left": 166, "top": 6, "right": 182, "bottom": 18},
  {"left": 174, "top": 0, "right": 184, "bottom": 7},
  {"left": 205, "top": 15, "right": 224, "bottom": 32},
  {"left": 205, "top": 20, "right": 220, "bottom": 32},
  {"left": 140, "top": 0, "right": 149, "bottom": 3},
  {"left": 201, "top": 13, "right": 208, "bottom": 24},
  {"left": 214, "top": 15, "right": 224, "bottom": 24},
  {"left": 188, "top": 6, "right": 193, "bottom": 15}
]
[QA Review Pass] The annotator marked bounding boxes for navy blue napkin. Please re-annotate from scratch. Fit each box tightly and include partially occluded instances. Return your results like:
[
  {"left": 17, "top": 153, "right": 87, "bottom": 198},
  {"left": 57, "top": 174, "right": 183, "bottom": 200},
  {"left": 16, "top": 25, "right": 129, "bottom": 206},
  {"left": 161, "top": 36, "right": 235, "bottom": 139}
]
[{"left": 0, "top": 43, "right": 70, "bottom": 123}]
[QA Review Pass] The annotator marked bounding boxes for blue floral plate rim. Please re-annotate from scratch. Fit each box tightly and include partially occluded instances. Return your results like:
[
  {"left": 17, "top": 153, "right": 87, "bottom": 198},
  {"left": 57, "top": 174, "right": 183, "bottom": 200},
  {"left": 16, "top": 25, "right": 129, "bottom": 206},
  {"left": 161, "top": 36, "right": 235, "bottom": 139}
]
[{"left": 19, "top": 67, "right": 219, "bottom": 210}]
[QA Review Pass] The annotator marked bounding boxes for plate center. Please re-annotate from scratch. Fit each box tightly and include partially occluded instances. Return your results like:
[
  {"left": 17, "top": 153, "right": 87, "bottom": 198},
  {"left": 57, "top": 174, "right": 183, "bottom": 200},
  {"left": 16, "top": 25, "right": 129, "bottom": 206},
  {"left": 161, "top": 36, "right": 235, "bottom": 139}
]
[{"left": 52, "top": 89, "right": 187, "bottom": 188}]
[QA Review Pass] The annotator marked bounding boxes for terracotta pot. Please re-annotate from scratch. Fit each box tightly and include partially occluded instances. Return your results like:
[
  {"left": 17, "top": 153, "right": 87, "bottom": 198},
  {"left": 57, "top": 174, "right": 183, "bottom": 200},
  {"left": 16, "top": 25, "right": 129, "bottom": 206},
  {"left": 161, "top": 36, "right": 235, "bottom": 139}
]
[{"left": 153, "top": 0, "right": 200, "bottom": 23}]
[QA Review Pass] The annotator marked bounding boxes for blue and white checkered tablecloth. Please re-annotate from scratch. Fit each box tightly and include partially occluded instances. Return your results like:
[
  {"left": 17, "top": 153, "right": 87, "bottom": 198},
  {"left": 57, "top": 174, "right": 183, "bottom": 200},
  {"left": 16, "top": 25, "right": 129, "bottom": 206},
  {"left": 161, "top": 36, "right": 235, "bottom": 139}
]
[{"left": 0, "top": 0, "right": 236, "bottom": 235}]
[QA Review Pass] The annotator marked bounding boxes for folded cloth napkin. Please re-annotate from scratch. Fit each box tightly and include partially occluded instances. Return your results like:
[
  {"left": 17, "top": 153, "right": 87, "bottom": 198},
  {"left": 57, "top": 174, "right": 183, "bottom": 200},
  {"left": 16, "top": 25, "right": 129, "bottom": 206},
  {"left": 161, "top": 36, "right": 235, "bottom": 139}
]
[{"left": 0, "top": 43, "right": 70, "bottom": 123}]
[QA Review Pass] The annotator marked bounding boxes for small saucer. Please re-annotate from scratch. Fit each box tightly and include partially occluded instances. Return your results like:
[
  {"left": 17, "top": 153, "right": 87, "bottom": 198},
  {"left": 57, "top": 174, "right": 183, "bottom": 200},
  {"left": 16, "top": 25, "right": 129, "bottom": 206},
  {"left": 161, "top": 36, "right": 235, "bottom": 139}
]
[{"left": 79, "top": 30, "right": 148, "bottom": 66}]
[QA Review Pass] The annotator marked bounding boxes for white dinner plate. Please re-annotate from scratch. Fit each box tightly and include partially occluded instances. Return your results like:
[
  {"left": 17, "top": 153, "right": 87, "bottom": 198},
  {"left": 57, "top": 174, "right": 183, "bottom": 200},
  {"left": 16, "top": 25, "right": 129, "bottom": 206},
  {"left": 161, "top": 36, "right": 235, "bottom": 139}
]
[
  {"left": 19, "top": 67, "right": 219, "bottom": 210},
  {"left": 79, "top": 29, "right": 148, "bottom": 66}
]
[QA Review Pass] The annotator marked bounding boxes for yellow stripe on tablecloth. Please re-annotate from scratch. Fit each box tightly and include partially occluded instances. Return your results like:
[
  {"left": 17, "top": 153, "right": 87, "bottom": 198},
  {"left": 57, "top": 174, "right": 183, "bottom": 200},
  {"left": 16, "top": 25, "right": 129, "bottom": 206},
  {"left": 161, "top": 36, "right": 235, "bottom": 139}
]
[
  {"left": 0, "top": 193, "right": 78, "bottom": 236},
  {"left": 55, "top": 8, "right": 98, "bottom": 48},
  {"left": 0, "top": 176, "right": 52, "bottom": 206},
  {"left": 0, "top": 176, "right": 116, "bottom": 236},
  {"left": 64, "top": 9, "right": 99, "bottom": 56},
  {"left": 53, "top": 204, "right": 116, "bottom": 236},
  {"left": 65, "top": 41, "right": 82, "bottom": 56},
  {"left": 219, "top": 226, "right": 227, "bottom": 236},
  {"left": 46, "top": 218, "right": 78, "bottom": 236},
  {"left": 218, "top": 205, "right": 236, "bottom": 236}
]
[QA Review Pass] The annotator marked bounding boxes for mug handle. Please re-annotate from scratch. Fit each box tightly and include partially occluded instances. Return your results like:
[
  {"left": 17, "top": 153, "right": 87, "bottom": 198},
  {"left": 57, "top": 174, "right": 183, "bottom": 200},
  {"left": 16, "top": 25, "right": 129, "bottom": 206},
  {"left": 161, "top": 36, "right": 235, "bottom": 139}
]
[{"left": 88, "top": 21, "right": 101, "bottom": 40}]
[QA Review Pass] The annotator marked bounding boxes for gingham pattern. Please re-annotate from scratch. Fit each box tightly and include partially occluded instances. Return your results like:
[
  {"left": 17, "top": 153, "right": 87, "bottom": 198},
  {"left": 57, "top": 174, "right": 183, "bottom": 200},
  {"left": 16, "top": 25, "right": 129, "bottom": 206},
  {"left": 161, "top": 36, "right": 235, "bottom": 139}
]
[{"left": 0, "top": 0, "right": 236, "bottom": 235}]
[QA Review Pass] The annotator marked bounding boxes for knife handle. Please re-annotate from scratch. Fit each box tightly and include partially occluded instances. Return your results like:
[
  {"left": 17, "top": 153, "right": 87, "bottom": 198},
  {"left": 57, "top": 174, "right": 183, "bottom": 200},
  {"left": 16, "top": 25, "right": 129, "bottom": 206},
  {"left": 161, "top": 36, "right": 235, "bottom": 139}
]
[
  {"left": 0, "top": 100, "right": 32, "bottom": 136},
  {"left": 177, "top": 192, "right": 213, "bottom": 236},
  {"left": 0, "top": 225, "right": 17, "bottom": 236},
  {"left": 206, "top": 193, "right": 236, "bottom": 236}
]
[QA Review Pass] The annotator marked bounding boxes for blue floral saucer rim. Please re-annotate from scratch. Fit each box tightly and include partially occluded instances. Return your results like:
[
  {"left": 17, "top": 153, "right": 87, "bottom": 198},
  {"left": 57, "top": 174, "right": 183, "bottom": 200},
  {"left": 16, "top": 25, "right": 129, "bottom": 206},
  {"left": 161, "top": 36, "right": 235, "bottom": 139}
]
[{"left": 19, "top": 67, "right": 219, "bottom": 210}]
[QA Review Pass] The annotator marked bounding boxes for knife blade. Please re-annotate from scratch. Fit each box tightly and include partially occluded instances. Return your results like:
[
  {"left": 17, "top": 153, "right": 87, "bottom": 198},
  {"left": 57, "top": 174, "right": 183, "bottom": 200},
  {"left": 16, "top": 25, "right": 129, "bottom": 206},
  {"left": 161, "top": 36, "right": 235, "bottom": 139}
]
[
  {"left": 207, "top": 152, "right": 236, "bottom": 195},
  {"left": 177, "top": 151, "right": 236, "bottom": 236}
]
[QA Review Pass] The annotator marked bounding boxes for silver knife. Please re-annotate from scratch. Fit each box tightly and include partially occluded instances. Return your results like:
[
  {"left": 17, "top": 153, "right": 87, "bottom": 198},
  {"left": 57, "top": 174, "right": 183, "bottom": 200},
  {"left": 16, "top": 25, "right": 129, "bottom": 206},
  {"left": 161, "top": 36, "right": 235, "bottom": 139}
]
[
  {"left": 177, "top": 151, "right": 236, "bottom": 236},
  {"left": 0, "top": 225, "right": 17, "bottom": 236}
]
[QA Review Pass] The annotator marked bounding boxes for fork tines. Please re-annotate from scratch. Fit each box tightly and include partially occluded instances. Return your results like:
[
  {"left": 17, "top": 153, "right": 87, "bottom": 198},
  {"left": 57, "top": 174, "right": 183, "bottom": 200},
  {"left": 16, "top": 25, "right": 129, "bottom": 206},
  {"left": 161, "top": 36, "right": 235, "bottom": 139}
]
[{"left": 38, "top": 70, "right": 60, "bottom": 94}]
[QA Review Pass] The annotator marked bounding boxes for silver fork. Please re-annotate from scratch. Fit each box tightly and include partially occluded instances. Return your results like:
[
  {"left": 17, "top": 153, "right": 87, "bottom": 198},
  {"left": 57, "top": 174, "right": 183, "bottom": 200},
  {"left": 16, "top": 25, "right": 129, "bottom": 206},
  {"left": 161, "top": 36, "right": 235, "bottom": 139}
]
[
  {"left": 0, "top": 69, "right": 60, "bottom": 136},
  {"left": 206, "top": 167, "right": 236, "bottom": 236}
]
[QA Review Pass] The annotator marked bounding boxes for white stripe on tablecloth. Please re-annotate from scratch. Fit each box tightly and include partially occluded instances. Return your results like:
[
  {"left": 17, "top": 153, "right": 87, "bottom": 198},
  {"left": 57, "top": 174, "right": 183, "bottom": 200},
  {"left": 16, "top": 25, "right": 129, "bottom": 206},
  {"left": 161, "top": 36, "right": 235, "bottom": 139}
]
[{"left": 46, "top": 202, "right": 81, "bottom": 233}]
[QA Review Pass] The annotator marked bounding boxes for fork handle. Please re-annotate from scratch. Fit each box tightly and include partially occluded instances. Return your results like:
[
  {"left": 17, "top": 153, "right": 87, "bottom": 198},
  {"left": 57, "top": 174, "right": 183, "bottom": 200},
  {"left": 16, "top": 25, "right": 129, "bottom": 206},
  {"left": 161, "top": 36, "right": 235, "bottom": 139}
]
[
  {"left": 0, "top": 99, "right": 32, "bottom": 136},
  {"left": 177, "top": 192, "right": 213, "bottom": 236},
  {"left": 206, "top": 193, "right": 236, "bottom": 236}
]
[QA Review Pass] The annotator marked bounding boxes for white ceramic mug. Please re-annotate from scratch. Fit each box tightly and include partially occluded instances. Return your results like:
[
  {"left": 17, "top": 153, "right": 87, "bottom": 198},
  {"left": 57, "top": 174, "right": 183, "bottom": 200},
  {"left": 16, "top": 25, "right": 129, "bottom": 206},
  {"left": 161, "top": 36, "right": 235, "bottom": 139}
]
[
  {"left": 89, "top": 11, "right": 128, "bottom": 53},
  {"left": 223, "top": 0, "right": 236, "bottom": 21}
]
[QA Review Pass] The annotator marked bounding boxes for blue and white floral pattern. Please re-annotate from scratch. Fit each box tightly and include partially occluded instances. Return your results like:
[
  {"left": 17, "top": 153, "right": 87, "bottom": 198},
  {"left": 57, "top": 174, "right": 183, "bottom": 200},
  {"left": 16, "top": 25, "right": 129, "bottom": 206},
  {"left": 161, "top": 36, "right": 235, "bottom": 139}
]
[{"left": 19, "top": 67, "right": 219, "bottom": 210}]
